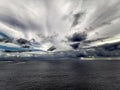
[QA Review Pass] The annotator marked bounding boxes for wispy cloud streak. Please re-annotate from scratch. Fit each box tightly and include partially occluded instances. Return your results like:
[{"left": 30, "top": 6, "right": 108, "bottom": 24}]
[{"left": 0, "top": 0, "right": 119, "bottom": 50}]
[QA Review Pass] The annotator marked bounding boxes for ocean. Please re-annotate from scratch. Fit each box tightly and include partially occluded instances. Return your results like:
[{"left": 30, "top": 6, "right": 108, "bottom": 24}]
[{"left": 0, "top": 60, "right": 120, "bottom": 90}]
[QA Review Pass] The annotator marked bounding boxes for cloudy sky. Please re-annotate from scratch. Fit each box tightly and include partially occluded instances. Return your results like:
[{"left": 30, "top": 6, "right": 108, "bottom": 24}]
[{"left": 0, "top": 0, "right": 120, "bottom": 50}]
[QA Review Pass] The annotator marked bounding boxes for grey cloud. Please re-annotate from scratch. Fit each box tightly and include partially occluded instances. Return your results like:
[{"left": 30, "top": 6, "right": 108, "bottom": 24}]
[
  {"left": 71, "top": 12, "right": 85, "bottom": 27},
  {"left": 68, "top": 32, "right": 87, "bottom": 42},
  {"left": 0, "top": 0, "right": 119, "bottom": 54},
  {"left": 0, "top": 15, "right": 27, "bottom": 29},
  {"left": 70, "top": 43, "right": 80, "bottom": 49}
]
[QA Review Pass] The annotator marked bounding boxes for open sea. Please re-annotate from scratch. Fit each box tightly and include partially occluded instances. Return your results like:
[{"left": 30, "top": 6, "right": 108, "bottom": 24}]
[{"left": 0, "top": 59, "right": 120, "bottom": 90}]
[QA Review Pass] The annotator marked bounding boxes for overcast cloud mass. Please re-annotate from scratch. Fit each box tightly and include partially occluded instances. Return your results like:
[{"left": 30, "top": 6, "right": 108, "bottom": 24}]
[{"left": 0, "top": 0, "right": 119, "bottom": 58}]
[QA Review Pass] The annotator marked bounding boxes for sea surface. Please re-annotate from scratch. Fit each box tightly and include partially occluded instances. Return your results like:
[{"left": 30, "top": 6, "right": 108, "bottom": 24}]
[{"left": 0, "top": 60, "right": 120, "bottom": 90}]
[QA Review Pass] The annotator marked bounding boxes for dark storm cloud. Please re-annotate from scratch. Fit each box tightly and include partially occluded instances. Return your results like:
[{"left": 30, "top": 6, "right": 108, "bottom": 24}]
[
  {"left": 70, "top": 43, "right": 80, "bottom": 49},
  {"left": 47, "top": 46, "right": 56, "bottom": 51},
  {"left": 99, "top": 42, "right": 120, "bottom": 51},
  {"left": 84, "top": 42, "right": 120, "bottom": 57},
  {"left": 68, "top": 32, "right": 87, "bottom": 42},
  {"left": 16, "top": 38, "right": 30, "bottom": 45}
]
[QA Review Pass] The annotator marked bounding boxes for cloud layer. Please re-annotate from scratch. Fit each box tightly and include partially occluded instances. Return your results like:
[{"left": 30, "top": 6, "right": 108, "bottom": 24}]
[{"left": 0, "top": 0, "right": 120, "bottom": 51}]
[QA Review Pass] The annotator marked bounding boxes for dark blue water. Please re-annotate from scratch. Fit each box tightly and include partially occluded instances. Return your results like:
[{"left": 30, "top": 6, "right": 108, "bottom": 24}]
[{"left": 0, "top": 60, "right": 120, "bottom": 90}]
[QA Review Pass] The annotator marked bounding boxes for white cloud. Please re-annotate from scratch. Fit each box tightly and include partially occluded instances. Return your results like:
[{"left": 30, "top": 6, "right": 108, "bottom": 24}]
[{"left": 0, "top": 0, "right": 120, "bottom": 49}]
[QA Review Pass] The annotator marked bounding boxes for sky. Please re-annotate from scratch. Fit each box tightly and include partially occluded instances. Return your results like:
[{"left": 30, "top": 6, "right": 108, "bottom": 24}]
[{"left": 0, "top": 0, "right": 120, "bottom": 52}]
